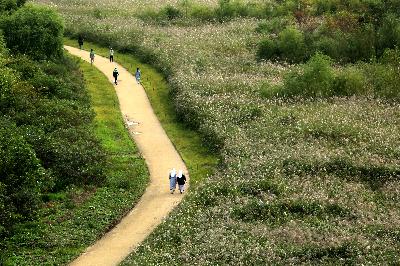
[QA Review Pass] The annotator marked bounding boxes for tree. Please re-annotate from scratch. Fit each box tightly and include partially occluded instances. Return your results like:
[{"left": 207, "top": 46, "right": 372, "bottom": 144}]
[{"left": 1, "top": 4, "right": 64, "bottom": 60}]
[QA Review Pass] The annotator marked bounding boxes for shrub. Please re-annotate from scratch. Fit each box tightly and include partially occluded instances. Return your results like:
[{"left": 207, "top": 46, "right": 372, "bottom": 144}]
[
  {"left": 189, "top": 4, "right": 214, "bottom": 22},
  {"left": 314, "top": 0, "right": 340, "bottom": 15},
  {"left": 1, "top": 4, "right": 64, "bottom": 60},
  {"left": 0, "top": 65, "right": 17, "bottom": 112},
  {"left": 377, "top": 13, "right": 400, "bottom": 55},
  {"left": 162, "top": 5, "right": 182, "bottom": 20},
  {"left": 260, "top": 82, "right": 284, "bottom": 99},
  {"left": 366, "top": 50, "right": 400, "bottom": 100},
  {"left": 257, "top": 38, "right": 278, "bottom": 60},
  {"left": 277, "top": 26, "right": 307, "bottom": 63},
  {"left": 256, "top": 16, "right": 295, "bottom": 34},
  {"left": 0, "top": 0, "right": 20, "bottom": 13},
  {"left": 333, "top": 66, "right": 368, "bottom": 96},
  {"left": 281, "top": 53, "right": 335, "bottom": 97},
  {"left": 0, "top": 119, "right": 47, "bottom": 235},
  {"left": 346, "top": 23, "right": 376, "bottom": 62},
  {"left": 42, "top": 127, "right": 106, "bottom": 190}
]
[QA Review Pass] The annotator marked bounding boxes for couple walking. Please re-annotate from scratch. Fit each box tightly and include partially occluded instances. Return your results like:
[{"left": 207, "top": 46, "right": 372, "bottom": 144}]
[
  {"left": 169, "top": 168, "right": 186, "bottom": 194},
  {"left": 112, "top": 67, "right": 141, "bottom": 85}
]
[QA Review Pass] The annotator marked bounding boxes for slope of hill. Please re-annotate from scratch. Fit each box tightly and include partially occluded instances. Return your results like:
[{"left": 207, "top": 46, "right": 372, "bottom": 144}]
[{"left": 33, "top": 0, "right": 400, "bottom": 263}]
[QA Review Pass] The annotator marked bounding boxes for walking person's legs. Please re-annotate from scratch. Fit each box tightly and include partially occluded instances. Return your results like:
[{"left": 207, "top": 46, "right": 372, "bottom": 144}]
[{"left": 169, "top": 177, "right": 176, "bottom": 194}]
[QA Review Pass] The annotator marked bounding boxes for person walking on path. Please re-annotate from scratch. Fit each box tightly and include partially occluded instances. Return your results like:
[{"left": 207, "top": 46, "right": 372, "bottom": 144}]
[
  {"left": 90, "top": 49, "right": 95, "bottom": 65},
  {"left": 113, "top": 68, "right": 119, "bottom": 85},
  {"left": 176, "top": 170, "right": 186, "bottom": 194},
  {"left": 78, "top": 35, "right": 84, "bottom": 50},
  {"left": 169, "top": 168, "right": 177, "bottom": 194},
  {"left": 109, "top": 47, "right": 114, "bottom": 62},
  {"left": 135, "top": 67, "right": 141, "bottom": 84}
]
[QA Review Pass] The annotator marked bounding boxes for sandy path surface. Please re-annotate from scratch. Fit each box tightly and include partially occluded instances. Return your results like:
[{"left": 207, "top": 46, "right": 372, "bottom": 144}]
[{"left": 65, "top": 46, "right": 188, "bottom": 266}]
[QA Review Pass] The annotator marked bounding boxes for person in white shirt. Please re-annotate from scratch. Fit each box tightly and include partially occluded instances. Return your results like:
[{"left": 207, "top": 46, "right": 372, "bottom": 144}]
[{"left": 109, "top": 48, "right": 114, "bottom": 62}]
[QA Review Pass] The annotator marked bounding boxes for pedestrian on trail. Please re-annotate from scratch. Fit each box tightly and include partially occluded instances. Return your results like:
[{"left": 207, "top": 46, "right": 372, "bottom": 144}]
[
  {"left": 135, "top": 67, "right": 141, "bottom": 84},
  {"left": 176, "top": 170, "right": 186, "bottom": 194},
  {"left": 113, "top": 68, "right": 119, "bottom": 85},
  {"left": 109, "top": 47, "right": 114, "bottom": 62},
  {"left": 169, "top": 168, "right": 177, "bottom": 194},
  {"left": 90, "top": 49, "right": 95, "bottom": 65},
  {"left": 78, "top": 35, "right": 84, "bottom": 50}
]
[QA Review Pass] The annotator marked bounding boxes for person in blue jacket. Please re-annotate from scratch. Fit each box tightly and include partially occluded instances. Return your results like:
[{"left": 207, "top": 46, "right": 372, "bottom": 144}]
[
  {"left": 169, "top": 168, "right": 177, "bottom": 194},
  {"left": 135, "top": 67, "right": 141, "bottom": 84}
]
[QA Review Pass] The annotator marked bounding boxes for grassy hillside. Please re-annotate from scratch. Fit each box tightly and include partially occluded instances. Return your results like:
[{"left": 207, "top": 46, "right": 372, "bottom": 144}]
[
  {"left": 34, "top": 0, "right": 399, "bottom": 264},
  {"left": 1, "top": 57, "right": 149, "bottom": 265}
]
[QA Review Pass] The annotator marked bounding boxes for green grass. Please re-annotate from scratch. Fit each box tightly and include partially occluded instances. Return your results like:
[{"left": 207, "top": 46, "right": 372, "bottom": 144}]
[
  {"left": 64, "top": 37, "right": 219, "bottom": 186},
  {"left": 1, "top": 56, "right": 149, "bottom": 265}
]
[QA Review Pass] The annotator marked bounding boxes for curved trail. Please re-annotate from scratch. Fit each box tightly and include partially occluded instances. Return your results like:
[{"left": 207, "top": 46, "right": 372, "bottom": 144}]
[{"left": 65, "top": 46, "right": 188, "bottom": 266}]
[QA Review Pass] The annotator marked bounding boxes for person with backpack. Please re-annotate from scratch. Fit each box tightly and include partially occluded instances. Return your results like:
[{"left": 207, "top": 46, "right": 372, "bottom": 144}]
[
  {"left": 176, "top": 170, "right": 186, "bottom": 194},
  {"left": 78, "top": 35, "right": 84, "bottom": 50},
  {"left": 109, "top": 47, "right": 114, "bottom": 62},
  {"left": 169, "top": 168, "right": 177, "bottom": 194},
  {"left": 89, "top": 49, "right": 95, "bottom": 65},
  {"left": 135, "top": 67, "right": 141, "bottom": 84},
  {"left": 113, "top": 68, "right": 119, "bottom": 85}
]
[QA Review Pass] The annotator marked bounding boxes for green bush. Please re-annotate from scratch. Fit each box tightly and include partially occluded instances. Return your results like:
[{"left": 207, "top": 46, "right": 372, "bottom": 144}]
[
  {"left": 43, "top": 127, "right": 106, "bottom": 189},
  {"left": 188, "top": 4, "right": 214, "bottom": 22},
  {"left": 281, "top": 53, "right": 335, "bottom": 97},
  {"left": 0, "top": 119, "right": 48, "bottom": 235},
  {"left": 333, "top": 66, "right": 368, "bottom": 96},
  {"left": 257, "top": 38, "right": 278, "bottom": 60},
  {"left": 366, "top": 49, "right": 400, "bottom": 100},
  {"left": 0, "top": 65, "right": 17, "bottom": 112},
  {"left": 1, "top": 4, "right": 64, "bottom": 60},
  {"left": 377, "top": 13, "right": 400, "bottom": 55},
  {"left": 277, "top": 26, "right": 307, "bottom": 63},
  {"left": 161, "top": 5, "right": 182, "bottom": 20},
  {"left": 256, "top": 16, "right": 295, "bottom": 34},
  {"left": 346, "top": 24, "right": 376, "bottom": 62},
  {"left": 0, "top": 0, "right": 24, "bottom": 13},
  {"left": 314, "top": 0, "right": 340, "bottom": 15}
]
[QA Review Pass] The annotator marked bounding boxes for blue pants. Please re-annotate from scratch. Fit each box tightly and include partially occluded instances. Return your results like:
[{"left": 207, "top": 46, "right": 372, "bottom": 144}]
[{"left": 169, "top": 177, "right": 176, "bottom": 190}]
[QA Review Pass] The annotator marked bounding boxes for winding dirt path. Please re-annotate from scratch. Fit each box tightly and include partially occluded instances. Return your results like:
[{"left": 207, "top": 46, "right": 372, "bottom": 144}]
[{"left": 65, "top": 46, "right": 188, "bottom": 266}]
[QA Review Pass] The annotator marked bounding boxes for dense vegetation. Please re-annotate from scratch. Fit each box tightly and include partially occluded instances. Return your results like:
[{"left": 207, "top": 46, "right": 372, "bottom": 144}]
[
  {"left": 0, "top": 2, "right": 148, "bottom": 264},
  {"left": 0, "top": 1, "right": 104, "bottom": 236},
  {"left": 34, "top": 0, "right": 400, "bottom": 264}
]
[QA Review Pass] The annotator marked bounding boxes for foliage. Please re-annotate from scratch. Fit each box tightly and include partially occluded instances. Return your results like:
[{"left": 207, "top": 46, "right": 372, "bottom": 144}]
[
  {"left": 0, "top": 0, "right": 26, "bottom": 13},
  {"left": 31, "top": 0, "right": 400, "bottom": 264},
  {"left": 1, "top": 4, "right": 64, "bottom": 60},
  {"left": 280, "top": 53, "right": 335, "bottom": 97},
  {"left": 0, "top": 119, "right": 47, "bottom": 236},
  {"left": 257, "top": 1, "right": 400, "bottom": 64},
  {"left": 1, "top": 57, "right": 149, "bottom": 266}
]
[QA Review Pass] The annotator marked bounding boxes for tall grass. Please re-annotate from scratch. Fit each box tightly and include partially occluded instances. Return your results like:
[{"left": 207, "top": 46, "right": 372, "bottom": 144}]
[{"left": 34, "top": 0, "right": 400, "bottom": 263}]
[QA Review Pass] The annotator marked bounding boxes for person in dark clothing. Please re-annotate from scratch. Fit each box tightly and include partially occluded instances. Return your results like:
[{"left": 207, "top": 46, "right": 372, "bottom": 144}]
[
  {"left": 113, "top": 68, "right": 119, "bottom": 85},
  {"left": 176, "top": 170, "right": 186, "bottom": 194},
  {"left": 78, "top": 35, "right": 84, "bottom": 50}
]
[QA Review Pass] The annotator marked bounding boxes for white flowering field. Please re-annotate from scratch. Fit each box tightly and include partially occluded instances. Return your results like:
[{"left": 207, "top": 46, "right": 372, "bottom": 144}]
[{"left": 34, "top": 0, "right": 400, "bottom": 263}]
